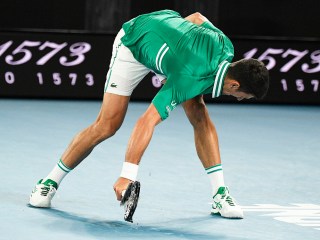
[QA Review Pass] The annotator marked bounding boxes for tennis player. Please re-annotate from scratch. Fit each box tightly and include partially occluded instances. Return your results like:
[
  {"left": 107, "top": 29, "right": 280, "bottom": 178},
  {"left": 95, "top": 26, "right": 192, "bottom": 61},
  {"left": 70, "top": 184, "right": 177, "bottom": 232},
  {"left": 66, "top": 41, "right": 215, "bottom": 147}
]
[{"left": 30, "top": 10, "right": 269, "bottom": 219}]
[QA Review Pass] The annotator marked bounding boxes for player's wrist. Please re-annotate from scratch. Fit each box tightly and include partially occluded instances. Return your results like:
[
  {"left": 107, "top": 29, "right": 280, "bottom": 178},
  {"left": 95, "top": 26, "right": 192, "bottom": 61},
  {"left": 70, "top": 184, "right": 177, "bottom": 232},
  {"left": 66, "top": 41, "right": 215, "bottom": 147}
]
[{"left": 120, "top": 162, "right": 139, "bottom": 181}]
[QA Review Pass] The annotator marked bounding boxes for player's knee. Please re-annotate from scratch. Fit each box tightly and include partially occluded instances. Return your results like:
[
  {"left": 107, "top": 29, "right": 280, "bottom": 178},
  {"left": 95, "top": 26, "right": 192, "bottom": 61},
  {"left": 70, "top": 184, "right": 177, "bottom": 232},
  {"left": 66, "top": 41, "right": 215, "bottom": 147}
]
[
  {"left": 91, "top": 119, "right": 120, "bottom": 142},
  {"left": 185, "top": 102, "right": 207, "bottom": 127}
]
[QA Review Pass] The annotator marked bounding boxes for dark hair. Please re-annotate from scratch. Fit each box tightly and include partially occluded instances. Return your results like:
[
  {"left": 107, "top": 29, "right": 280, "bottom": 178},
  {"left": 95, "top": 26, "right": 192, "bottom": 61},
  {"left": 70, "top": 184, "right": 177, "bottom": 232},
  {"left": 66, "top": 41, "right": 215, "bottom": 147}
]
[{"left": 226, "top": 59, "right": 269, "bottom": 99}]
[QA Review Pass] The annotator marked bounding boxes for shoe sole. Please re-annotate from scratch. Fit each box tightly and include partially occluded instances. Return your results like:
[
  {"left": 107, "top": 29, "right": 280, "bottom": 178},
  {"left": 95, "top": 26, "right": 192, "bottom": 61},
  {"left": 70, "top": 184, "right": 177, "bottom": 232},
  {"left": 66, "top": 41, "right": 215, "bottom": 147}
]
[
  {"left": 29, "top": 198, "right": 51, "bottom": 208},
  {"left": 211, "top": 208, "right": 244, "bottom": 219}
]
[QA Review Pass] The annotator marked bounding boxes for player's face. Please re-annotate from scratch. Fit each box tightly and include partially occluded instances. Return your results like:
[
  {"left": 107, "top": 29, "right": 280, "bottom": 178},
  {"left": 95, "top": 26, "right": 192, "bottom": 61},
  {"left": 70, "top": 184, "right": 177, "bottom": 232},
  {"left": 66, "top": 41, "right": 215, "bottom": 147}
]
[
  {"left": 222, "top": 79, "right": 254, "bottom": 101},
  {"left": 231, "top": 91, "right": 254, "bottom": 101}
]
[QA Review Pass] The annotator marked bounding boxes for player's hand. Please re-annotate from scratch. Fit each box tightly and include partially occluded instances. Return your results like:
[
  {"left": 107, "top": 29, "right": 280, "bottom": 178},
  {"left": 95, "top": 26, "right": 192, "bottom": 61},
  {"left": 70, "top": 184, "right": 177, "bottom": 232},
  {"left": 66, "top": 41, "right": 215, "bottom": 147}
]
[{"left": 113, "top": 177, "right": 131, "bottom": 201}]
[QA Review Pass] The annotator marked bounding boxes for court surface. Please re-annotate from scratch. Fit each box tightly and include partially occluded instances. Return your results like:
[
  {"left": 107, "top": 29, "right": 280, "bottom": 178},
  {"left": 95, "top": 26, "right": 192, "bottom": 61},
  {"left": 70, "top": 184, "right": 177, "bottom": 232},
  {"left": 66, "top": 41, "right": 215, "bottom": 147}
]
[{"left": 0, "top": 99, "right": 319, "bottom": 240}]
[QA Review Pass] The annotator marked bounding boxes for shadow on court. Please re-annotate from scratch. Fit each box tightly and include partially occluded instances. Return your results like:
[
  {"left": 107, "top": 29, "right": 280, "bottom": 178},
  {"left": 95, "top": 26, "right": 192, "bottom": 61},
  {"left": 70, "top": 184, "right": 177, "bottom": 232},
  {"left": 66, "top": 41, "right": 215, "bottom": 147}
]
[{"left": 31, "top": 206, "right": 244, "bottom": 240}]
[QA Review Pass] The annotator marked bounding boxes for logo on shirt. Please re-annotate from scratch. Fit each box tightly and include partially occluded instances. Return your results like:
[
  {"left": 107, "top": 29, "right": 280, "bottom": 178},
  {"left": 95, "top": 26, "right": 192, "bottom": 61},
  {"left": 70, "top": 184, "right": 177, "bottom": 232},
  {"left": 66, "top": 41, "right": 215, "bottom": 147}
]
[
  {"left": 166, "top": 100, "right": 177, "bottom": 116},
  {"left": 110, "top": 83, "right": 117, "bottom": 88},
  {"left": 171, "top": 100, "right": 177, "bottom": 107}
]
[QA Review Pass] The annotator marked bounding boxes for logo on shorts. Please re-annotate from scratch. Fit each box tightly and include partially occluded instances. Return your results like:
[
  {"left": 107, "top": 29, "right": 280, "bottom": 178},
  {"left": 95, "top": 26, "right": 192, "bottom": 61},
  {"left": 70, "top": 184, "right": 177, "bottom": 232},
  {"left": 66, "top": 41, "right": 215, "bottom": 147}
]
[{"left": 110, "top": 83, "right": 117, "bottom": 88}]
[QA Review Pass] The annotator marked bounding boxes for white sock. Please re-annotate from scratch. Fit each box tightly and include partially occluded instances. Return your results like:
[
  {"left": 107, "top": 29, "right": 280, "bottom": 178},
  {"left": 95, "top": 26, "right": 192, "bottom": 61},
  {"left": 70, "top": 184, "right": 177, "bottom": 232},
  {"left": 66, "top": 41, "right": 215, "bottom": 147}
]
[
  {"left": 43, "top": 159, "right": 72, "bottom": 187},
  {"left": 205, "top": 164, "right": 225, "bottom": 195}
]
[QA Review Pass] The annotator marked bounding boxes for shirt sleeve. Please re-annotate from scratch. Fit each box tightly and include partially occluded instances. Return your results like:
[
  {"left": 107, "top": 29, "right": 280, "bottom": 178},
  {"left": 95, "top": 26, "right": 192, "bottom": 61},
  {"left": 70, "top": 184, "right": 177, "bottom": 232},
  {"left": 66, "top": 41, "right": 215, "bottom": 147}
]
[
  {"left": 152, "top": 75, "right": 209, "bottom": 120},
  {"left": 200, "top": 21, "right": 223, "bottom": 34},
  {"left": 152, "top": 79, "right": 177, "bottom": 120}
]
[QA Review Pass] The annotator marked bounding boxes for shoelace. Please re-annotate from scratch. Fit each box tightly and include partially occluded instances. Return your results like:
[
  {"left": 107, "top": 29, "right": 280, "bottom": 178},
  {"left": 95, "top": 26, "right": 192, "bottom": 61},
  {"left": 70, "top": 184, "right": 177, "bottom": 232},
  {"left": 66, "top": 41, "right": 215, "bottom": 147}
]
[
  {"left": 221, "top": 194, "right": 235, "bottom": 206},
  {"left": 225, "top": 196, "right": 235, "bottom": 206}
]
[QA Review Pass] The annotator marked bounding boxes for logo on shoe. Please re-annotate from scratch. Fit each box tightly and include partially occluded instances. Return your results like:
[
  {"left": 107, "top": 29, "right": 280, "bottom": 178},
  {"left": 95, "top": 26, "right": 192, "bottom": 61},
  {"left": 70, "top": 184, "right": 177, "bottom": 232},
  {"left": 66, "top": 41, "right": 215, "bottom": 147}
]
[
  {"left": 214, "top": 201, "right": 223, "bottom": 210},
  {"left": 110, "top": 83, "right": 117, "bottom": 88}
]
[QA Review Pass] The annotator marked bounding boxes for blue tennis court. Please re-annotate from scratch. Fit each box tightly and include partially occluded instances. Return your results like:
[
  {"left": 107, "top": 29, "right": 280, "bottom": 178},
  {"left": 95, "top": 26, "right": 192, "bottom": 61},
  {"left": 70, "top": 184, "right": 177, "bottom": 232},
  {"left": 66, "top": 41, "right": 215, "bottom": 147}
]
[{"left": 0, "top": 99, "right": 319, "bottom": 239}]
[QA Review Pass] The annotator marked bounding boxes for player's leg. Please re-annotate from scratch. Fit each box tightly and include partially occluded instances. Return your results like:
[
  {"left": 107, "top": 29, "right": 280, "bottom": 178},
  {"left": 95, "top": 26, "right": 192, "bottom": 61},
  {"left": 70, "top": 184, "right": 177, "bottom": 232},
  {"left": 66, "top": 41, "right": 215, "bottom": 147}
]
[
  {"left": 182, "top": 95, "right": 243, "bottom": 218},
  {"left": 29, "top": 93, "right": 130, "bottom": 207},
  {"left": 182, "top": 95, "right": 221, "bottom": 169},
  {"left": 182, "top": 95, "right": 225, "bottom": 196},
  {"left": 30, "top": 28, "right": 150, "bottom": 208},
  {"left": 61, "top": 93, "right": 130, "bottom": 169}
]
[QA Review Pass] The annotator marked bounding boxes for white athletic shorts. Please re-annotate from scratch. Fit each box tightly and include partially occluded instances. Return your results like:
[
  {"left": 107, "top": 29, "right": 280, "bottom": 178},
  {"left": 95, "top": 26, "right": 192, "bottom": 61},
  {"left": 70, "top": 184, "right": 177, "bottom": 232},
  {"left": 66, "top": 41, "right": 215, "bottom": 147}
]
[{"left": 104, "top": 29, "right": 166, "bottom": 96}]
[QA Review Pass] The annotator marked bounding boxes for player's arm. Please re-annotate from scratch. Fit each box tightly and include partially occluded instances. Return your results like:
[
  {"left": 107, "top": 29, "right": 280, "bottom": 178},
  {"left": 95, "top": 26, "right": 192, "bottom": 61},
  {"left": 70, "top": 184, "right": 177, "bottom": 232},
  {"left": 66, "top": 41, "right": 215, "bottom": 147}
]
[
  {"left": 184, "top": 12, "right": 209, "bottom": 25},
  {"left": 113, "top": 103, "right": 162, "bottom": 200},
  {"left": 185, "top": 12, "right": 223, "bottom": 33}
]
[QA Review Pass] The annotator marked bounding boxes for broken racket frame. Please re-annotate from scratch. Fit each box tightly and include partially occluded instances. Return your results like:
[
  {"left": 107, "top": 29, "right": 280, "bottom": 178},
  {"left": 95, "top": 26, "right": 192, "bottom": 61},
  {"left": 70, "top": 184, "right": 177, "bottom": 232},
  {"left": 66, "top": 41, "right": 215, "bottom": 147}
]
[{"left": 120, "top": 181, "right": 141, "bottom": 222}]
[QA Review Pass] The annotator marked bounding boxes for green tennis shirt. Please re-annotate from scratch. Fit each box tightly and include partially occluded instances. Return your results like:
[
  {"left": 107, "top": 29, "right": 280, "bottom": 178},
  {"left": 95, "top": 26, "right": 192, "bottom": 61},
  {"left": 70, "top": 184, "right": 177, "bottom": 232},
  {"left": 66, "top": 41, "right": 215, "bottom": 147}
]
[{"left": 121, "top": 10, "right": 234, "bottom": 120}]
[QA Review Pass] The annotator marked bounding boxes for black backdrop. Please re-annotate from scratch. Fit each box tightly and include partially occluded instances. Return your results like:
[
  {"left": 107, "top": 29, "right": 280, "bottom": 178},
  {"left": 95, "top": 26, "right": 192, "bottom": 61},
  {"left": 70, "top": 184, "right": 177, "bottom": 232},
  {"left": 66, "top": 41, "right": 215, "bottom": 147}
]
[
  {"left": 0, "top": 0, "right": 319, "bottom": 38},
  {"left": 0, "top": 0, "right": 319, "bottom": 103}
]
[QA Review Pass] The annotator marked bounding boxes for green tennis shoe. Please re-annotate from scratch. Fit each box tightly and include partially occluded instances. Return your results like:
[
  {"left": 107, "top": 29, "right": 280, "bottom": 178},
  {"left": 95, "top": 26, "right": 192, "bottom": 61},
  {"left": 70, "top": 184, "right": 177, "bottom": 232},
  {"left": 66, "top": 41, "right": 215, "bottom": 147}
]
[
  {"left": 29, "top": 179, "right": 58, "bottom": 208},
  {"left": 211, "top": 186, "right": 244, "bottom": 219}
]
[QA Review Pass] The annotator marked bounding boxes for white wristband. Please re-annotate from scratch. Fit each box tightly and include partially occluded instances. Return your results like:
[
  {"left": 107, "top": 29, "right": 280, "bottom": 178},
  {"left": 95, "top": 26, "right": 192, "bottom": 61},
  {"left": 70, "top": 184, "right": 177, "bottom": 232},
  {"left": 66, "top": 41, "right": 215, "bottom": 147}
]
[{"left": 120, "top": 162, "right": 139, "bottom": 181}]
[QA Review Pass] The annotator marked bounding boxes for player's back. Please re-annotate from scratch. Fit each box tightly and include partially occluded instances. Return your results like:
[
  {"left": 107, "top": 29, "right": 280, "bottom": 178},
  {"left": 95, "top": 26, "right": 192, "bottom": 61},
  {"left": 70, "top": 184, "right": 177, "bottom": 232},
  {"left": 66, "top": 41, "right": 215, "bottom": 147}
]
[{"left": 121, "top": 10, "right": 233, "bottom": 78}]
